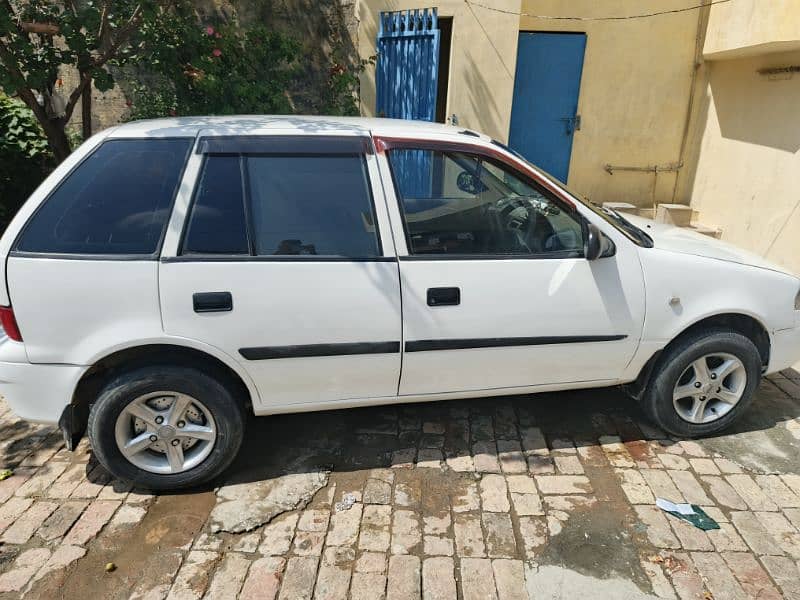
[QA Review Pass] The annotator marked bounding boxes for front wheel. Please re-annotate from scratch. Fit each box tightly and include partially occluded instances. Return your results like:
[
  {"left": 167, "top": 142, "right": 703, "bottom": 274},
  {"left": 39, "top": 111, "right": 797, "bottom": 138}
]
[
  {"left": 641, "top": 328, "right": 762, "bottom": 438},
  {"left": 88, "top": 365, "right": 245, "bottom": 490}
]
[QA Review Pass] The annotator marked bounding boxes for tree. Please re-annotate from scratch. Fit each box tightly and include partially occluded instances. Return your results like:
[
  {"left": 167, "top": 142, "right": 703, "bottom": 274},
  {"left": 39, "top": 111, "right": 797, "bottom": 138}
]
[
  {"left": 0, "top": 1, "right": 176, "bottom": 163},
  {"left": 0, "top": 92, "right": 53, "bottom": 229},
  {"left": 127, "top": 18, "right": 300, "bottom": 119}
]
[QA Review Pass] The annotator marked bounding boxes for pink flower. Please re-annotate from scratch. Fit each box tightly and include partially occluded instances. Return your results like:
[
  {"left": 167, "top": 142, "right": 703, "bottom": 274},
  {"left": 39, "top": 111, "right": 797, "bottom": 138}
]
[
  {"left": 205, "top": 25, "right": 215, "bottom": 36},
  {"left": 215, "top": 32, "right": 221, "bottom": 38},
  {"left": 212, "top": 48, "right": 222, "bottom": 57}
]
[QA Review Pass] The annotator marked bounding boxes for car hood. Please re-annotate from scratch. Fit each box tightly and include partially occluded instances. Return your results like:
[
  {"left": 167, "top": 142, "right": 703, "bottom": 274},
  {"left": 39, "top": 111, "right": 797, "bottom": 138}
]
[{"left": 624, "top": 214, "right": 797, "bottom": 276}]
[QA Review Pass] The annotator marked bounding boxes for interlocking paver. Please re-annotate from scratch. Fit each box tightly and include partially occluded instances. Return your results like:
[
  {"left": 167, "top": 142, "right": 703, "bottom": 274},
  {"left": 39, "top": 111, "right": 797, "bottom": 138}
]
[
  {"left": 314, "top": 547, "right": 354, "bottom": 600},
  {"left": 761, "top": 555, "right": 800, "bottom": 598},
  {"left": 722, "top": 551, "right": 783, "bottom": 600},
  {"left": 691, "top": 551, "right": 748, "bottom": 600},
  {"left": 260, "top": 513, "right": 299, "bottom": 556},
  {"left": 422, "top": 557, "right": 456, "bottom": 600},
  {"left": 641, "top": 468, "right": 685, "bottom": 503},
  {"left": 701, "top": 475, "right": 747, "bottom": 509},
  {"left": 1, "top": 500, "right": 57, "bottom": 544},
  {"left": 62, "top": 499, "right": 119, "bottom": 546},
  {"left": 454, "top": 513, "right": 485, "bottom": 558},
  {"left": 480, "top": 474, "right": 510, "bottom": 512},
  {"left": 278, "top": 557, "right": 318, "bottom": 600},
  {"left": 731, "top": 511, "right": 783, "bottom": 556},
  {"left": 726, "top": 474, "right": 779, "bottom": 511},
  {"left": 386, "top": 555, "right": 420, "bottom": 600},
  {"left": 492, "top": 559, "right": 527, "bottom": 600},
  {"left": 460, "top": 558, "right": 498, "bottom": 600},
  {"left": 482, "top": 512, "right": 516, "bottom": 558},
  {"left": 167, "top": 550, "right": 219, "bottom": 600},
  {"left": 239, "top": 556, "right": 285, "bottom": 600},
  {"left": 755, "top": 475, "right": 800, "bottom": 508},
  {"left": 390, "top": 509, "right": 420, "bottom": 555},
  {"left": 668, "top": 470, "right": 712, "bottom": 505},
  {"left": 634, "top": 506, "right": 681, "bottom": 549},
  {"left": 1, "top": 377, "right": 800, "bottom": 599}
]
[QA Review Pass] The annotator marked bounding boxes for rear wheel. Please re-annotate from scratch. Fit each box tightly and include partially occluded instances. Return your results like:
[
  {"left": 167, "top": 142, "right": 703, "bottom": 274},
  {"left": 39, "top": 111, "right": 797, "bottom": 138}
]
[
  {"left": 88, "top": 366, "right": 245, "bottom": 490},
  {"left": 641, "top": 328, "right": 762, "bottom": 437}
]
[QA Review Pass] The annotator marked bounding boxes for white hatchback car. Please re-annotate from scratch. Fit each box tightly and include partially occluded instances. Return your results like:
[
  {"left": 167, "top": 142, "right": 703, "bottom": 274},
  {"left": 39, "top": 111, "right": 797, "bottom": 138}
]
[{"left": 1, "top": 116, "right": 799, "bottom": 490}]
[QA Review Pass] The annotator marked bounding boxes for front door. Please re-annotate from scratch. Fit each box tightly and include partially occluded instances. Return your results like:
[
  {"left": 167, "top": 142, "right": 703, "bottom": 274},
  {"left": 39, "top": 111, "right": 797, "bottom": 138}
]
[
  {"left": 159, "top": 135, "right": 402, "bottom": 411},
  {"left": 377, "top": 139, "right": 644, "bottom": 397},
  {"left": 509, "top": 32, "right": 586, "bottom": 182}
]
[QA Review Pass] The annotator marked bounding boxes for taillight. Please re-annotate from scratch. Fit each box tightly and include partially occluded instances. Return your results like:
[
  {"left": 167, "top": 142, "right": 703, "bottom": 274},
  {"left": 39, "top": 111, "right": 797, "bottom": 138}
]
[{"left": 0, "top": 306, "right": 23, "bottom": 342}]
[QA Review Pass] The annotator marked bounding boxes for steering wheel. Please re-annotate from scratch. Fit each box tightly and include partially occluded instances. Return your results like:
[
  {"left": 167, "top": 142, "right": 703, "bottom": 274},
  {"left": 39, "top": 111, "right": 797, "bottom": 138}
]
[{"left": 491, "top": 196, "right": 557, "bottom": 253}]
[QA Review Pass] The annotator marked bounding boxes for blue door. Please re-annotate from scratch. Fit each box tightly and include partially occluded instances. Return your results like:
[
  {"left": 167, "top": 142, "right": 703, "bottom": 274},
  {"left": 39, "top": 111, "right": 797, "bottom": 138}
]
[
  {"left": 376, "top": 8, "right": 441, "bottom": 197},
  {"left": 509, "top": 32, "right": 586, "bottom": 183},
  {"left": 376, "top": 8, "right": 440, "bottom": 121}
]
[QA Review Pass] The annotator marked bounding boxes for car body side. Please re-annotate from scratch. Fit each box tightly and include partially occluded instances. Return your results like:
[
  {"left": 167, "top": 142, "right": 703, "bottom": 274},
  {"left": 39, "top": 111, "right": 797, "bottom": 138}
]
[{"left": 1, "top": 118, "right": 799, "bottom": 433}]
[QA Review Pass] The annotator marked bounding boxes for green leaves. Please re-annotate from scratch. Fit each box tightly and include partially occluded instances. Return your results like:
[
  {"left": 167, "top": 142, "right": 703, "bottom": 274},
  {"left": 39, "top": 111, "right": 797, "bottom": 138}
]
[
  {"left": 129, "top": 20, "right": 301, "bottom": 119},
  {"left": 0, "top": 93, "right": 54, "bottom": 229}
]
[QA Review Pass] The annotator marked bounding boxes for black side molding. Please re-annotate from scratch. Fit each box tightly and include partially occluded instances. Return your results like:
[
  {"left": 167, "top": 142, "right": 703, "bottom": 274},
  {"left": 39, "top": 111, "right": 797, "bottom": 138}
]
[
  {"left": 240, "top": 341, "right": 401, "bottom": 360},
  {"left": 405, "top": 335, "right": 627, "bottom": 353}
]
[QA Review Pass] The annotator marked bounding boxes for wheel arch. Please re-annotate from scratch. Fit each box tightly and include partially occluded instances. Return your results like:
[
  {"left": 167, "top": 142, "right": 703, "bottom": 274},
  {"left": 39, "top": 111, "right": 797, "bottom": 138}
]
[
  {"left": 626, "top": 311, "right": 770, "bottom": 400},
  {"left": 61, "top": 341, "right": 258, "bottom": 450}
]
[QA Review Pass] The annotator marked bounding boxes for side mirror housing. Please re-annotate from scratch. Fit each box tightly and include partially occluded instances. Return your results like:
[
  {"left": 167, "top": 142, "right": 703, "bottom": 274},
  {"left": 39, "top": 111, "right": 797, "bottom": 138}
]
[{"left": 584, "top": 223, "right": 616, "bottom": 260}]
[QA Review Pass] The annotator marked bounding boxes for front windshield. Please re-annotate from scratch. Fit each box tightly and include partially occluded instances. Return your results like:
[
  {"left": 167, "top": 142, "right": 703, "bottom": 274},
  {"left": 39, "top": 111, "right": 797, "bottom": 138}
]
[{"left": 491, "top": 139, "right": 654, "bottom": 248}]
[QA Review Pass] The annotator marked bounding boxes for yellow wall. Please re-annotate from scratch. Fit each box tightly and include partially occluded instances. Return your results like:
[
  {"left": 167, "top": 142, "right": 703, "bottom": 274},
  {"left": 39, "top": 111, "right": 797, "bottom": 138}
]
[
  {"left": 677, "top": 48, "right": 800, "bottom": 276},
  {"left": 517, "top": 0, "right": 703, "bottom": 208},
  {"left": 703, "top": 0, "right": 800, "bottom": 59},
  {"left": 358, "top": 0, "right": 523, "bottom": 142}
]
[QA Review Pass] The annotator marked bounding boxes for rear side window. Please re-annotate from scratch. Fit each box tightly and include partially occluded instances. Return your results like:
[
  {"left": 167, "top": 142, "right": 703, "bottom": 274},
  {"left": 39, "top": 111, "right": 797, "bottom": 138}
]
[
  {"left": 182, "top": 156, "right": 249, "bottom": 254},
  {"left": 182, "top": 147, "right": 380, "bottom": 257},
  {"left": 15, "top": 139, "right": 192, "bottom": 255}
]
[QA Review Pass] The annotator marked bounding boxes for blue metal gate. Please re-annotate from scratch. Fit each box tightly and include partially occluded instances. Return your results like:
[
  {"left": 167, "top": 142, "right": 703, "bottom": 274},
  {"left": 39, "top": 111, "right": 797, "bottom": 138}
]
[
  {"left": 377, "top": 9, "right": 440, "bottom": 197},
  {"left": 376, "top": 8, "right": 440, "bottom": 121}
]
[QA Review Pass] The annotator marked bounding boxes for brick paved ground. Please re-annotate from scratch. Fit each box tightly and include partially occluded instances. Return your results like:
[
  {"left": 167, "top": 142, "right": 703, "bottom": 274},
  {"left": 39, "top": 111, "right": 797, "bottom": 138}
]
[{"left": 1, "top": 371, "right": 800, "bottom": 599}]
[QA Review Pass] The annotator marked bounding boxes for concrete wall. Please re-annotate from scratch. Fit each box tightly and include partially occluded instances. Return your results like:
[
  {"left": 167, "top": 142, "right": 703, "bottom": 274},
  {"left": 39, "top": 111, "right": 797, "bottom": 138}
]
[
  {"left": 516, "top": 0, "right": 704, "bottom": 208},
  {"left": 676, "top": 47, "right": 800, "bottom": 275},
  {"left": 703, "top": 0, "right": 800, "bottom": 59},
  {"left": 358, "top": 0, "right": 522, "bottom": 142}
]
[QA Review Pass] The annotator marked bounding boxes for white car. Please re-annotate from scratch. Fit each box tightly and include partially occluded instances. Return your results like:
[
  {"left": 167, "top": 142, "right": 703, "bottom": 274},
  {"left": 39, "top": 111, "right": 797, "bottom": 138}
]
[{"left": 1, "top": 116, "right": 799, "bottom": 490}]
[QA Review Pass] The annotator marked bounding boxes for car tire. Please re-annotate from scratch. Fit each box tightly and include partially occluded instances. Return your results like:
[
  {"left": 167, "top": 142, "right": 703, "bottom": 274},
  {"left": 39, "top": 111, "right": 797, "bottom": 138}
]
[
  {"left": 641, "top": 328, "right": 762, "bottom": 438},
  {"left": 87, "top": 365, "right": 245, "bottom": 490}
]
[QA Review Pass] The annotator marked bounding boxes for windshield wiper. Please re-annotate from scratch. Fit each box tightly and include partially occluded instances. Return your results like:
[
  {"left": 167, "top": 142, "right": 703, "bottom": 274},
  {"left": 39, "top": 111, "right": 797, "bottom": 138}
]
[{"left": 592, "top": 204, "right": 654, "bottom": 248}]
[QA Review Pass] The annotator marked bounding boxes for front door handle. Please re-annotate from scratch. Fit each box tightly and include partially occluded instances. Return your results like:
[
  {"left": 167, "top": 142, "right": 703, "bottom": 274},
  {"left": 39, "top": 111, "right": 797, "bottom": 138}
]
[
  {"left": 427, "top": 287, "right": 460, "bottom": 307},
  {"left": 193, "top": 292, "right": 233, "bottom": 313}
]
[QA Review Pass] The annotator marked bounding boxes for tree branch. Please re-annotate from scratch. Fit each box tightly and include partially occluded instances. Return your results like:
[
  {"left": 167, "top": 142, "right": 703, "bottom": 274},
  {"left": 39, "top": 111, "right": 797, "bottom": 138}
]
[
  {"left": 62, "top": 3, "right": 144, "bottom": 123},
  {"left": 20, "top": 22, "right": 60, "bottom": 35},
  {"left": 0, "top": 38, "right": 49, "bottom": 125}
]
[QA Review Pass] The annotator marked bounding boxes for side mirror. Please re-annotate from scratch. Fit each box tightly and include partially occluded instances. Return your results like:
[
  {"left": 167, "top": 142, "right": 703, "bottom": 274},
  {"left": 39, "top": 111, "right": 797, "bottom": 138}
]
[{"left": 584, "top": 223, "right": 615, "bottom": 260}]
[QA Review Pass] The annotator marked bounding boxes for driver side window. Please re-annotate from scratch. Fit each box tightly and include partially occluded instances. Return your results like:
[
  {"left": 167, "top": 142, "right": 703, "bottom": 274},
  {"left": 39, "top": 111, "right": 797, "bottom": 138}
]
[{"left": 388, "top": 148, "right": 584, "bottom": 257}]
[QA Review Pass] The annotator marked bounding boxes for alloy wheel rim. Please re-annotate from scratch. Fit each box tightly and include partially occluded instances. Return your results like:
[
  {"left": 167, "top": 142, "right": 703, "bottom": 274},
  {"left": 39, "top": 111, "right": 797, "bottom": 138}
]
[
  {"left": 114, "top": 391, "right": 217, "bottom": 475},
  {"left": 672, "top": 353, "right": 747, "bottom": 424}
]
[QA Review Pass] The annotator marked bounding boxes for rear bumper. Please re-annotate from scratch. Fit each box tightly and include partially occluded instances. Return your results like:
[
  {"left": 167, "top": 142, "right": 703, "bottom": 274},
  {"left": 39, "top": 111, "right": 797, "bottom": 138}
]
[
  {"left": 0, "top": 355, "right": 85, "bottom": 424},
  {"left": 768, "top": 325, "right": 800, "bottom": 374}
]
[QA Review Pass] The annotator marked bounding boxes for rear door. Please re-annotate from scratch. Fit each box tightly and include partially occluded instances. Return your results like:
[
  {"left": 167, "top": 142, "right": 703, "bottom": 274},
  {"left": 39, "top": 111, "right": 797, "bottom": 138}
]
[
  {"left": 159, "top": 134, "right": 402, "bottom": 411},
  {"left": 375, "top": 136, "right": 644, "bottom": 396}
]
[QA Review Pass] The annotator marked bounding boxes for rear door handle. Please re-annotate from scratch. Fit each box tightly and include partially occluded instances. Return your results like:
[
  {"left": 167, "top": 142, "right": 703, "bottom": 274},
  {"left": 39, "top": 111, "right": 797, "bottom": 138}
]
[
  {"left": 427, "top": 287, "right": 460, "bottom": 307},
  {"left": 193, "top": 292, "right": 233, "bottom": 313}
]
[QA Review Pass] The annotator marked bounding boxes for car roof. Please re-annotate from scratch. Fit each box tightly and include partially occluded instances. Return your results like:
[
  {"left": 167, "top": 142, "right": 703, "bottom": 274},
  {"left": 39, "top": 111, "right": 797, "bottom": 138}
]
[{"left": 107, "top": 115, "right": 485, "bottom": 140}]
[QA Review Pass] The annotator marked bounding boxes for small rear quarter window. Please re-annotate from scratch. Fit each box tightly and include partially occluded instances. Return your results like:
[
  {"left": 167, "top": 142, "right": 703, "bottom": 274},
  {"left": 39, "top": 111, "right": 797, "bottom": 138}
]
[{"left": 15, "top": 138, "right": 192, "bottom": 255}]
